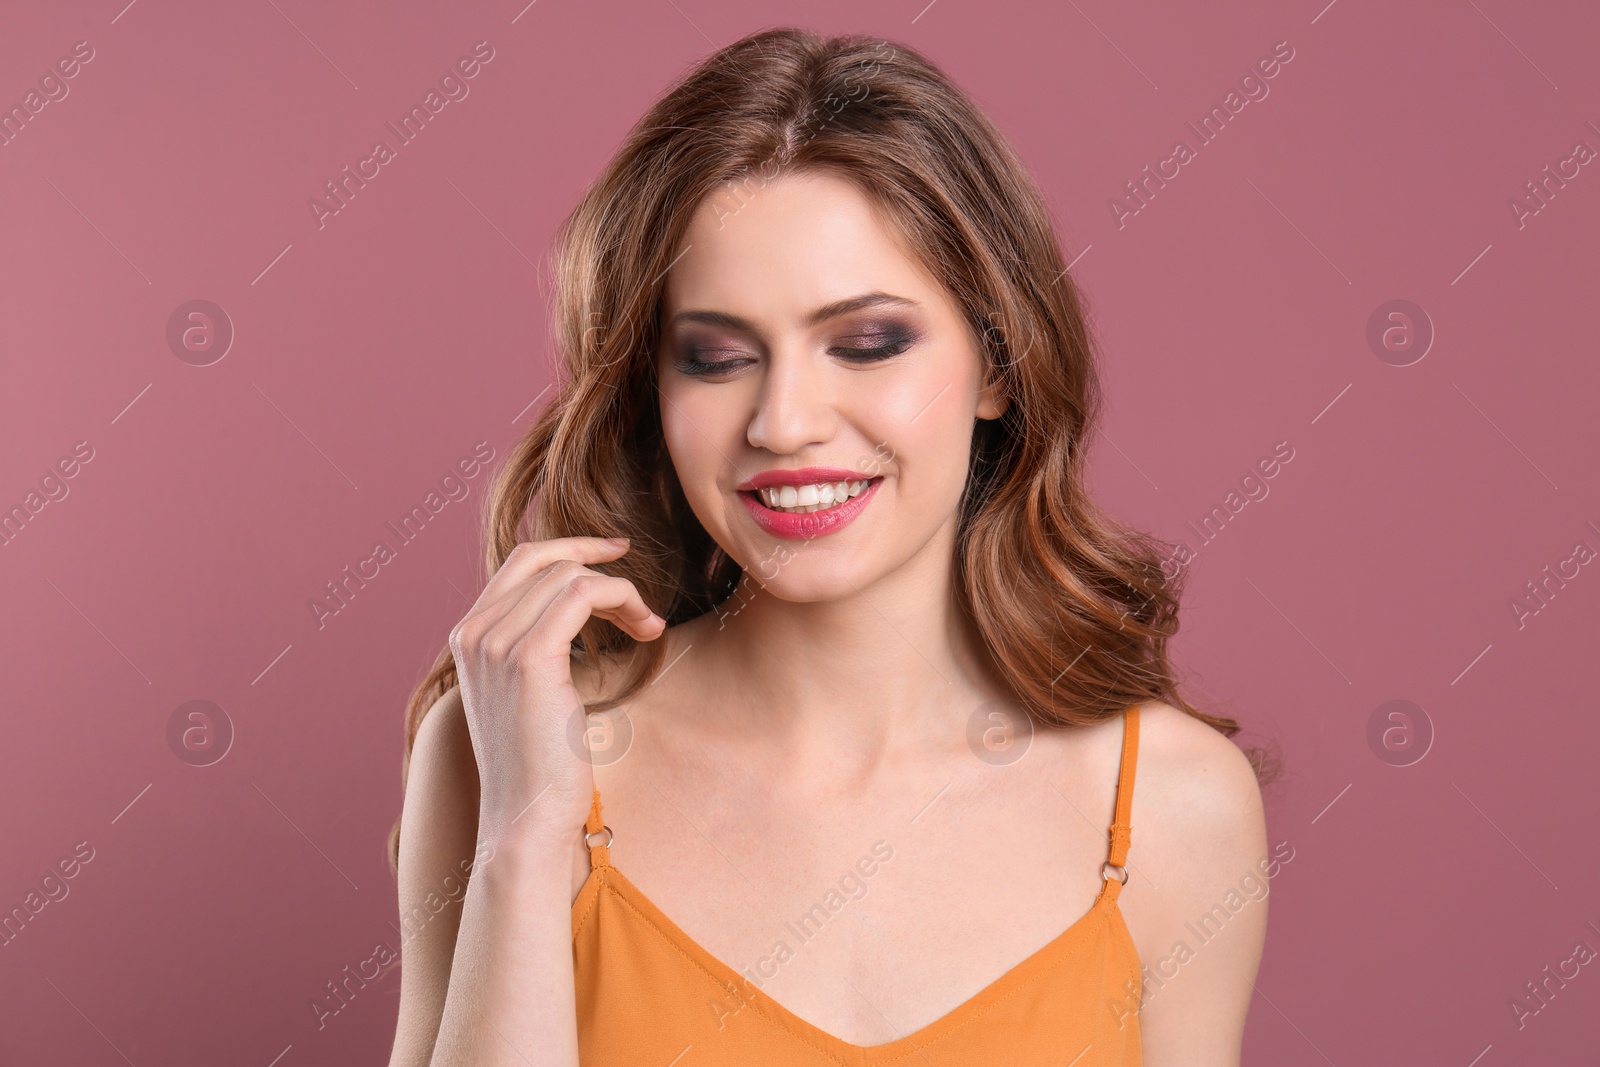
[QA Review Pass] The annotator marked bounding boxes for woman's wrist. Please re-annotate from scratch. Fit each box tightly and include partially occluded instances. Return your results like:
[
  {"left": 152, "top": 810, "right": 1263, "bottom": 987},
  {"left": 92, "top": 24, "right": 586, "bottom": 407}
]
[{"left": 474, "top": 808, "right": 583, "bottom": 883}]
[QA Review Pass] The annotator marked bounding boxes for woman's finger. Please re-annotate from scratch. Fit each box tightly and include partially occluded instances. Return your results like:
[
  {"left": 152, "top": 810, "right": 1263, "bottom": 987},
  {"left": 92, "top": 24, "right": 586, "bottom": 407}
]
[{"left": 455, "top": 537, "right": 630, "bottom": 645}]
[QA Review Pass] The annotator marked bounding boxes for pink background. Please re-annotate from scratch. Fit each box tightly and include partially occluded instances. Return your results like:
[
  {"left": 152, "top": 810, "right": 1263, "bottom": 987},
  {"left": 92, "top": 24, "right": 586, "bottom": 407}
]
[{"left": 3, "top": 0, "right": 1597, "bottom": 1063}]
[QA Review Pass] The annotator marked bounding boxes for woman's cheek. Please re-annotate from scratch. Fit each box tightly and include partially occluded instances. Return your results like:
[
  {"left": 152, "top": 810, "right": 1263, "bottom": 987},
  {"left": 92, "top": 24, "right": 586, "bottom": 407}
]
[
  {"left": 662, "top": 399, "right": 733, "bottom": 520},
  {"left": 659, "top": 410, "right": 700, "bottom": 498},
  {"left": 891, "top": 408, "right": 978, "bottom": 505},
  {"left": 873, "top": 354, "right": 975, "bottom": 428}
]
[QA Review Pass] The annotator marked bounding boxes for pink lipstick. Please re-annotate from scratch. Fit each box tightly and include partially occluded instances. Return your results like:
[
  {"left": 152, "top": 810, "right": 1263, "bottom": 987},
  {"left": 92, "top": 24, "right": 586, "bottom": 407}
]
[{"left": 736, "top": 467, "right": 884, "bottom": 541}]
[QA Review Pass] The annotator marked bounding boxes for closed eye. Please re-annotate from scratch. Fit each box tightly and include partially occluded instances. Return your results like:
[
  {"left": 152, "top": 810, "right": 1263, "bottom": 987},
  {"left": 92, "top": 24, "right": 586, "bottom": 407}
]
[
  {"left": 672, "top": 350, "right": 752, "bottom": 376},
  {"left": 672, "top": 330, "right": 919, "bottom": 378},
  {"left": 829, "top": 334, "right": 916, "bottom": 363}
]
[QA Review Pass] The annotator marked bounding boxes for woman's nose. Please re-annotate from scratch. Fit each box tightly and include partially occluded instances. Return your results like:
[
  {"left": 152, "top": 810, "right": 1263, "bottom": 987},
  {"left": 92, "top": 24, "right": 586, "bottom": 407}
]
[{"left": 745, "top": 345, "right": 838, "bottom": 454}]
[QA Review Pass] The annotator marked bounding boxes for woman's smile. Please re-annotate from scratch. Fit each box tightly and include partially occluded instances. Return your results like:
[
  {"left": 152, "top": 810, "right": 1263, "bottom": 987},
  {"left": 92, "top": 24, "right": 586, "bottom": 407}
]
[
  {"left": 737, "top": 475, "right": 885, "bottom": 540},
  {"left": 752, "top": 476, "right": 873, "bottom": 513}
]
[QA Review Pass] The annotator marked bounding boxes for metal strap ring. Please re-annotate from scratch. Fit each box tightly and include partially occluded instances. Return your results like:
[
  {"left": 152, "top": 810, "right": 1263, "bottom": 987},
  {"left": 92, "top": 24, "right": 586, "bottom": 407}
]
[
  {"left": 1101, "top": 861, "right": 1129, "bottom": 885},
  {"left": 585, "top": 825, "right": 614, "bottom": 850}
]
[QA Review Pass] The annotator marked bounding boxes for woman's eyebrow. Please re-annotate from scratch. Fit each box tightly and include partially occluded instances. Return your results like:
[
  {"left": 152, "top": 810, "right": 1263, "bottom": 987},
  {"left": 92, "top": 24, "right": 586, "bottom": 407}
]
[{"left": 667, "top": 291, "right": 919, "bottom": 332}]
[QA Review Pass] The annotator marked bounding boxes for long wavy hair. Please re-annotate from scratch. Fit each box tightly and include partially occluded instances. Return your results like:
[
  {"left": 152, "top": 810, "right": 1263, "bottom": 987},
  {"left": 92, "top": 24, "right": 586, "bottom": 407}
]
[{"left": 387, "top": 27, "right": 1281, "bottom": 874}]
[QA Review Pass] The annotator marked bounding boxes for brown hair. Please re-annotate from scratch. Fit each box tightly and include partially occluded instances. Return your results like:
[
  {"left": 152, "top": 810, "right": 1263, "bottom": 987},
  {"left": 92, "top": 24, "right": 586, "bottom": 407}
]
[{"left": 387, "top": 27, "right": 1281, "bottom": 874}]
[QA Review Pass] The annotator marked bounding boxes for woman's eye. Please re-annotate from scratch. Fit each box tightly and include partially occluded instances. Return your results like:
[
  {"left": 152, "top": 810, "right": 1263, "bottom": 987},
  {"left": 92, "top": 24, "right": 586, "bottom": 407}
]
[
  {"left": 831, "top": 334, "right": 916, "bottom": 362},
  {"left": 675, "top": 350, "right": 750, "bottom": 376},
  {"left": 672, "top": 332, "right": 916, "bottom": 377}
]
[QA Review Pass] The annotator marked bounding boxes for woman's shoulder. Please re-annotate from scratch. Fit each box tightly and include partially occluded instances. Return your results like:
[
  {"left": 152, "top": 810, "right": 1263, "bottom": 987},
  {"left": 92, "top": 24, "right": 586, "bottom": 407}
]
[
  {"left": 1117, "top": 701, "right": 1271, "bottom": 1047},
  {"left": 1115, "top": 701, "right": 1270, "bottom": 1020},
  {"left": 1132, "top": 700, "right": 1263, "bottom": 815},
  {"left": 1124, "top": 700, "right": 1266, "bottom": 867}
]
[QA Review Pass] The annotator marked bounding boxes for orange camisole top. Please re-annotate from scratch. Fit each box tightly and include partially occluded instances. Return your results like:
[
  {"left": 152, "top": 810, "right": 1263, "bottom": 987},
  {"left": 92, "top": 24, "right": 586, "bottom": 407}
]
[{"left": 571, "top": 704, "right": 1144, "bottom": 1065}]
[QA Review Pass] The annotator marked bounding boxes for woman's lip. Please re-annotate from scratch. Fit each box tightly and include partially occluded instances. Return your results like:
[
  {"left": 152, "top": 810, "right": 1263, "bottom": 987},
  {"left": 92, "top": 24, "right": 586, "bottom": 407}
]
[
  {"left": 736, "top": 466, "right": 870, "bottom": 491},
  {"left": 738, "top": 477, "right": 882, "bottom": 541}
]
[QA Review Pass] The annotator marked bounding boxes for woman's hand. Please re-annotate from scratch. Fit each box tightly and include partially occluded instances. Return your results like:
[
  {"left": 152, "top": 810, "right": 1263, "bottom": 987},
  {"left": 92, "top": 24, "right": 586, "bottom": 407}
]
[{"left": 447, "top": 536, "right": 665, "bottom": 851}]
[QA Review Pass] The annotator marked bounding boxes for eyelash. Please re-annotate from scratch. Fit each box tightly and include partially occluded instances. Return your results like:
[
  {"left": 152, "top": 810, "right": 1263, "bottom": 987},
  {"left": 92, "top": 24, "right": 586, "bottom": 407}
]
[{"left": 675, "top": 335, "right": 916, "bottom": 377}]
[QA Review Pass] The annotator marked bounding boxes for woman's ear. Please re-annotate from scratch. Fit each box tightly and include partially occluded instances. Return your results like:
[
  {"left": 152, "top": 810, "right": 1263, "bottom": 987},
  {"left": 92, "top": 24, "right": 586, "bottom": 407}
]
[
  {"left": 977, "top": 374, "right": 1010, "bottom": 421},
  {"left": 971, "top": 311, "right": 1011, "bottom": 420}
]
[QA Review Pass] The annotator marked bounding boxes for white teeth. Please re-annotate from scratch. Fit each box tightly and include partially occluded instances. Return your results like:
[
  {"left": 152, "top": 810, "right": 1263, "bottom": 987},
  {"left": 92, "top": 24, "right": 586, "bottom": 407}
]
[{"left": 757, "top": 479, "right": 871, "bottom": 513}]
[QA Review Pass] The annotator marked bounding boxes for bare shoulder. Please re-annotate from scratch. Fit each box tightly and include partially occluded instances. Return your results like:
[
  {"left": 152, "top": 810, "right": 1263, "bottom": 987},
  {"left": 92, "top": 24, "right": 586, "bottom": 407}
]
[
  {"left": 405, "top": 684, "right": 481, "bottom": 835},
  {"left": 1132, "top": 700, "right": 1264, "bottom": 840},
  {"left": 1121, "top": 700, "right": 1269, "bottom": 1067},
  {"left": 416, "top": 684, "right": 476, "bottom": 776}
]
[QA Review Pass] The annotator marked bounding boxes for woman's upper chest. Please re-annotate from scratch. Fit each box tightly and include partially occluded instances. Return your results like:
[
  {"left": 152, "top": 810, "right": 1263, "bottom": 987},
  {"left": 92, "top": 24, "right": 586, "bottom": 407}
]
[{"left": 579, "top": 723, "right": 1127, "bottom": 1047}]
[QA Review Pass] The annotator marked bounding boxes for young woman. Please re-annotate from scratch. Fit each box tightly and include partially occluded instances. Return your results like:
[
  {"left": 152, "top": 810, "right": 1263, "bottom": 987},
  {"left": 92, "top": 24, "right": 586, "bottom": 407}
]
[{"left": 388, "top": 28, "right": 1274, "bottom": 1067}]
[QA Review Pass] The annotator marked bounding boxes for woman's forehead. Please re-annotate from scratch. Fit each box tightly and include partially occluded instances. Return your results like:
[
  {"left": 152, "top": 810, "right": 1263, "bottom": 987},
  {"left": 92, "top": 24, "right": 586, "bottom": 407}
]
[{"left": 662, "top": 174, "right": 942, "bottom": 328}]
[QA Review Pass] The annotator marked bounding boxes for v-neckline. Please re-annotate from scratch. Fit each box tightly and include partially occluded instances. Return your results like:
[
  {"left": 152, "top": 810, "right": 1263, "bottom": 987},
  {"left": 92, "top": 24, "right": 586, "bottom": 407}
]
[{"left": 573, "top": 858, "right": 1124, "bottom": 1063}]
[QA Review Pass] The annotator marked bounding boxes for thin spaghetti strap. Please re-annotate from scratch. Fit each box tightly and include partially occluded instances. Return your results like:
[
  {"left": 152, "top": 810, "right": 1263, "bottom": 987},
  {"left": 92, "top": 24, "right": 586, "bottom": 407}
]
[
  {"left": 1101, "top": 705, "right": 1139, "bottom": 897},
  {"left": 584, "top": 787, "right": 613, "bottom": 870}
]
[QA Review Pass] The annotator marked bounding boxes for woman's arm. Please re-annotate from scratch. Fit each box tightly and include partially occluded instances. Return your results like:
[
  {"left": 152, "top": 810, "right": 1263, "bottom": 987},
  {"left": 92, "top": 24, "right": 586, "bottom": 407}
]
[
  {"left": 386, "top": 685, "right": 583, "bottom": 1067},
  {"left": 1129, "top": 703, "right": 1272, "bottom": 1067},
  {"left": 389, "top": 536, "right": 664, "bottom": 1066},
  {"left": 388, "top": 686, "right": 477, "bottom": 1067}
]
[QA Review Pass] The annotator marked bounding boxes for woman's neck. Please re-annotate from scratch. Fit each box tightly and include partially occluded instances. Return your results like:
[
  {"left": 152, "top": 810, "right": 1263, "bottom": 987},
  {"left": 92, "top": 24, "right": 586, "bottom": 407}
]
[{"left": 676, "top": 540, "right": 1008, "bottom": 783}]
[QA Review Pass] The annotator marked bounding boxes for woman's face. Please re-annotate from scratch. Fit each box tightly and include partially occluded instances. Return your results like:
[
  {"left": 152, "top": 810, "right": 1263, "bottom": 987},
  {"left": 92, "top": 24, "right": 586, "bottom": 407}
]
[{"left": 655, "top": 169, "right": 1007, "bottom": 600}]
